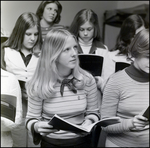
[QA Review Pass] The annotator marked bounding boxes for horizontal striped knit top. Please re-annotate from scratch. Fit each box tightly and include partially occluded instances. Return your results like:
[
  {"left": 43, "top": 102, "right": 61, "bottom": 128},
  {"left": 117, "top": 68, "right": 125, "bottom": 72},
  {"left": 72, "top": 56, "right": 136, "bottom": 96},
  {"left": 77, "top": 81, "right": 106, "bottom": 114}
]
[
  {"left": 101, "top": 64, "right": 149, "bottom": 147},
  {"left": 26, "top": 74, "right": 99, "bottom": 139},
  {"left": 41, "top": 24, "right": 64, "bottom": 42}
]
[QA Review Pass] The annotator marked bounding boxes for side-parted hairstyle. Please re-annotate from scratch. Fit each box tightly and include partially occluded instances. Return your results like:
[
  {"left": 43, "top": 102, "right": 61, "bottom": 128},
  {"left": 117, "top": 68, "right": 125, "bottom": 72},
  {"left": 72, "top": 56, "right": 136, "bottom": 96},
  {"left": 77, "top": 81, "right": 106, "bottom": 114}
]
[
  {"left": 26, "top": 28, "right": 93, "bottom": 99},
  {"left": 111, "top": 14, "right": 145, "bottom": 56},
  {"left": 3, "top": 12, "right": 42, "bottom": 55},
  {"left": 129, "top": 29, "right": 149, "bottom": 58},
  {"left": 69, "top": 9, "right": 102, "bottom": 42},
  {"left": 36, "top": 0, "right": 62, "bottom": 24}
]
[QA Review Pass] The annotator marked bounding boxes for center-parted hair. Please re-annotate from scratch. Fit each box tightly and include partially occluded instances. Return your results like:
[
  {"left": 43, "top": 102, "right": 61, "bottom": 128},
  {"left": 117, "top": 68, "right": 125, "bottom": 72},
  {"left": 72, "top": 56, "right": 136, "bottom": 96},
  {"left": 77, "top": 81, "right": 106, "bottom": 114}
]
[
  {"left": 69, "top": 9, "right": 101, "bottom": 42},
  {"left": 36, "top": 0, "right": 62, "bottom": 24},
  {"left": 3, "top": 12, "right": 42, "bottom": 54},
  {"left": 26, "top": 28, "right": 93, "bottom": 99}
]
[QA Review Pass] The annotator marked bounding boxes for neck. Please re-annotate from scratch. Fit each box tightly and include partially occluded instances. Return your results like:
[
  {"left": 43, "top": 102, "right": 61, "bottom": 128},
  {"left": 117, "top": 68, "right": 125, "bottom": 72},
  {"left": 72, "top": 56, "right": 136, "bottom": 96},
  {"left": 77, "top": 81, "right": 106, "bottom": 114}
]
[
  {"left": 125, "top": 63, "right": 149, "bottom": 82},
  {"left": 20, "top": 47, "right": 32, "bottom": 56},
  {"left": 57, "top": 65, "right": 72, "bottom": 79},
  {"left": 40, "top": 19, "right": 53, "bottom": 28},
  {"left": 78, "top": 37, "right": 93, "bottom": 45}
]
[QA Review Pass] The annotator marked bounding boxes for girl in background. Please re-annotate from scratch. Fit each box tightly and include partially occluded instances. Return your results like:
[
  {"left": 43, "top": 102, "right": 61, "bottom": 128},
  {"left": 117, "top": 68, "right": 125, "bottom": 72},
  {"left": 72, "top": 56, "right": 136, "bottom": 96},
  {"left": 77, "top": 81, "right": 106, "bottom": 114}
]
[
  {"left": 36, "top": 0, "right": 63, "bottom": 41},
  {"left": 2, "top": 12, "right": 42, "bottom": 147},
  {"left": 96, "top": 14, "right": 146, "bottom": 92},
  {"left": 108, "top": 14, "right": 145, "bottom": 73},
  {"left": 69, "top": 9, "right": 113, "bottom": 88}
]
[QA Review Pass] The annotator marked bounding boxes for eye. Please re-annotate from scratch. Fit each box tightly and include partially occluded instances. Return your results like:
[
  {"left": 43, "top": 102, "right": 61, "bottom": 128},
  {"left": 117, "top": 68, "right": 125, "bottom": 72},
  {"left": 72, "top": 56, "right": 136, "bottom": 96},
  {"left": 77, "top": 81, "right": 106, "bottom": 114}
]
[
  {"left": 25, "top": 33, "right": 31, "bottom": 36},
  {"left": 87, "top": 28, "right": 93, "bottom": 31},
  {"left": 34, "top": 33, "right": 39, "bottom": 36},
  {"left": 73, "top": 45, "right": 78, "bottom": 51},
  {"left": 79, "top": 28, "right": 84, "bottom": 31},
  {"left": 63, "top": 48, "right": 70, "bottom": 52},
  {"left": 54, "top": 9, "right": 58, "bottom": 13}
]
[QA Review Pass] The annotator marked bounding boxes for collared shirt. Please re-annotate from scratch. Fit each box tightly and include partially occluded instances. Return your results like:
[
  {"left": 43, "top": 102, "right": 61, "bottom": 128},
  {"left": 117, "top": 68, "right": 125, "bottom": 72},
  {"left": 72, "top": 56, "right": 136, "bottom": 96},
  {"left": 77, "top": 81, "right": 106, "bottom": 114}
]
[{"left": 19, "top": 51, "right": 32, "bottom": 67}]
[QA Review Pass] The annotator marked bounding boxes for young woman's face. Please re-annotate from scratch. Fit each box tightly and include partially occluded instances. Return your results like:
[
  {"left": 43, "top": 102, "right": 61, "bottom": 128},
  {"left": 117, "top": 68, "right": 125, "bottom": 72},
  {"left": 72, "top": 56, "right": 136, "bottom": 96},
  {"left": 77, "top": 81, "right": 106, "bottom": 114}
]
[
  {"left": 134, "top": 55, "right": 149, "bottom": 73},
  {"left": 42, "top": 3, "right": 58, "bottom": 24},
  {"left": 22, "top": 26, "right": 38, "bottom": 50},
  {"left": 79, "top": 21, "right": 94, "bottom": 42},
  {"left": 57, "top": 36, "right": 78, "bottom": 74}
]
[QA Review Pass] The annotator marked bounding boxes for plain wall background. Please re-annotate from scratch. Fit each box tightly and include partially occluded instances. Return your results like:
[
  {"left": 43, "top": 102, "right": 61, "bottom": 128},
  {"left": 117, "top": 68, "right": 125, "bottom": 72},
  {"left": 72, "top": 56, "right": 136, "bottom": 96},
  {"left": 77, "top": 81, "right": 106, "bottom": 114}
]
[{"left": 1, "top": 1, "right": 149, "bottom": 49}]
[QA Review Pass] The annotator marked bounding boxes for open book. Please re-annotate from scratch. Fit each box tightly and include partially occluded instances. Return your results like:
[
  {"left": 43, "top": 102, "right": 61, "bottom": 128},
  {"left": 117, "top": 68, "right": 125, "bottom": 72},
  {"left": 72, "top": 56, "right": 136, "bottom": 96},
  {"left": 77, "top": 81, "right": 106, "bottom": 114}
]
[
  {"left": 48, "top": 114, "right": 120, "bottom": 133},
  {"left": 78, "top": 54, "right": 103, "bottom": 76},
  {"left": 1, "top": 94, "right": 17, "bottom": 122}
]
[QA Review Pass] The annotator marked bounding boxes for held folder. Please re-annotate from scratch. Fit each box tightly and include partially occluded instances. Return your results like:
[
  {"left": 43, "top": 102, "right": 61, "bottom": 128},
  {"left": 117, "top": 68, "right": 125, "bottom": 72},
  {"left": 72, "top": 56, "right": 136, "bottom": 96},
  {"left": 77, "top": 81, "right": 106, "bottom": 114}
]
[
  {"left": 78, "top": 54, "right": 103, "bottom": 76},
  {"left": 48, "top": 114, "right": 120, "bottom": 134},
  {"left": 143, "top": 106, "right": 149, "bottom": 121},
  {"left": 1, "top": 94, "right": 17, "bottom": 122},
  {"left": 115, "top": 62, "right": 130, "bottom": 72}
]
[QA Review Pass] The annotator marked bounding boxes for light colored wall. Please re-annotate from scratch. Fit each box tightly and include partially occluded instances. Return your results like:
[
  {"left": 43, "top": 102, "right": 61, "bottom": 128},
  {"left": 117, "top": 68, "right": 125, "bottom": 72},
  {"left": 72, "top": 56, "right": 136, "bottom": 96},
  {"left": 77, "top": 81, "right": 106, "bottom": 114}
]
[
  {"left": 117, "top": 1, "right": 149, "bottom": 9},
  {"left": 1, "top": 1, "right": 118, "bottom": 36},
  {"left": 104, "top": 1, "right": 149, "bottom": 50},
  {"left": 1, "top": 1, "right": 149, "bottom": 50}
]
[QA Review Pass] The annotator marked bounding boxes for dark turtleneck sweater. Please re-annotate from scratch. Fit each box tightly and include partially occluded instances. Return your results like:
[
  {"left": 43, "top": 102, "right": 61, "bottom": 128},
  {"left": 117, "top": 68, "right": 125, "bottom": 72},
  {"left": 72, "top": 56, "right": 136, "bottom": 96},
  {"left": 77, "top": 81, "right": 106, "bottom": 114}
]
[{"left": 125, "top": 63, "right": 149, "bottom": 82}]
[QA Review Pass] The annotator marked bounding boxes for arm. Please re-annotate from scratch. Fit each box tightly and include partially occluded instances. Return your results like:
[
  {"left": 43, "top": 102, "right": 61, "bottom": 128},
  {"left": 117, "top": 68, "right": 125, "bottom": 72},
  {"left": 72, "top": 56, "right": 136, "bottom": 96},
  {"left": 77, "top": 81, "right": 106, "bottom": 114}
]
[
  {"left": 101, "top": 74, "right": 148, "bottom": 133},
  {"left": 25, "top": 96, "right": 57, "bottom": 144},
  {"left": 83, "top": 76, "right": 100, "bottom": 126}
]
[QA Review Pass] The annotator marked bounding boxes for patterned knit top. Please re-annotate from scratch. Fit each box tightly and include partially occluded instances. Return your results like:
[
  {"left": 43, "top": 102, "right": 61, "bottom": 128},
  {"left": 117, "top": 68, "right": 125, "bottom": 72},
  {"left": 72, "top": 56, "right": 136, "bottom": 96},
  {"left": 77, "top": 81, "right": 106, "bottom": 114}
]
[
  {"left": 101, "top": 64, "right": 149, "bottom": 147},
  {"left": 26, "top": 74, "right": 100, "bottom": 141}
]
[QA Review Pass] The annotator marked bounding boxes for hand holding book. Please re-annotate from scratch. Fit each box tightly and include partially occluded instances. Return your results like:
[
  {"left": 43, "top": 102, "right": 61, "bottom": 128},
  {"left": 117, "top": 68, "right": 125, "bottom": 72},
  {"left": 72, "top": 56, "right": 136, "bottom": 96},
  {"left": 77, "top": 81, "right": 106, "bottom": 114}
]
[{"left": 48, "top": 114, "right": 121, "bottom": 134}]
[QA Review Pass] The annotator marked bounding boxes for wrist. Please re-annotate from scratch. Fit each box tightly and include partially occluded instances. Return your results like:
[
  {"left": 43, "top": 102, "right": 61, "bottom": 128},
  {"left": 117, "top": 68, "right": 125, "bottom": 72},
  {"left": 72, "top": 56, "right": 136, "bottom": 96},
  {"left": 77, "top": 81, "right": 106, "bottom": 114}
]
[{"left": 34, "top": 122, "right": 38, "bottom": 133}]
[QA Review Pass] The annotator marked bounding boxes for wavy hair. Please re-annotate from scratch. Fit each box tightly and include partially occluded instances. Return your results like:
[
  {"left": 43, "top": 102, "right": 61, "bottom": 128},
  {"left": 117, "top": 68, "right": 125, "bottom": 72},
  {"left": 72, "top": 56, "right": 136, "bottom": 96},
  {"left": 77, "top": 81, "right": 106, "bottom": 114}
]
[
  {"left": 69, "top": 9, "right": 102, "bottom": 42},
  {"left": 129, "top": 29, "right": 149, "bottom": 59},
  {"left": 3, "top": 12, "right": 42, "bottom": 56},
  {"left": 111, "top": 14, "right": 145, "bottom": 57},
  {"left": 26, "top": 28, "right": 93, "bottom": 99},
  {"left": 36, "top": 0, "right": 62, "bottom": 24}
]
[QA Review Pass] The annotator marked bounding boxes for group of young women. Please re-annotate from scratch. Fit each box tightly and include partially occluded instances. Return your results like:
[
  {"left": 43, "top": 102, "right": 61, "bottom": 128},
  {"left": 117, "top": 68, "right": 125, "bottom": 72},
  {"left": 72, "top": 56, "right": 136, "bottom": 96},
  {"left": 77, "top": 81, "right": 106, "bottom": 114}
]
[{"left": 1, "top": 1, "right": 149, "bottom": 147}]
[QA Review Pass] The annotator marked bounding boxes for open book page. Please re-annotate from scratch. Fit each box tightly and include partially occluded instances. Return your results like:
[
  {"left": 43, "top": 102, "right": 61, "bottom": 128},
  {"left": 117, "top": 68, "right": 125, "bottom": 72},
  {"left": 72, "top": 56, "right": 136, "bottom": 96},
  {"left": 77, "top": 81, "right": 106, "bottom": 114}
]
[{"left": 48, "top": 114, "right": 121, "bottom": 133}]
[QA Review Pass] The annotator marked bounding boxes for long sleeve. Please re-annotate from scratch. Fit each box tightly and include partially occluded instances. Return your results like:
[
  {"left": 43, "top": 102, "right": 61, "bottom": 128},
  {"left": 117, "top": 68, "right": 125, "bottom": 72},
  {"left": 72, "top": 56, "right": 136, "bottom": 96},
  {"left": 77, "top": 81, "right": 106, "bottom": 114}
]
[
  {"left": 100, "top": 70, "right": 149, "bottom": 147},
  {"left": 84, "top": 76, "right": 100, "bottom": 121}
]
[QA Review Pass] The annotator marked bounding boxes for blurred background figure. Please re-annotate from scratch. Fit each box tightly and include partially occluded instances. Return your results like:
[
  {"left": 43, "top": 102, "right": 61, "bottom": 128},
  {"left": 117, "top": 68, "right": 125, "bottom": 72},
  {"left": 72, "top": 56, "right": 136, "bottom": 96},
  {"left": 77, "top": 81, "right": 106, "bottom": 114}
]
[{"left": 36, "top": 0, "right": 63, "bottom": 41}]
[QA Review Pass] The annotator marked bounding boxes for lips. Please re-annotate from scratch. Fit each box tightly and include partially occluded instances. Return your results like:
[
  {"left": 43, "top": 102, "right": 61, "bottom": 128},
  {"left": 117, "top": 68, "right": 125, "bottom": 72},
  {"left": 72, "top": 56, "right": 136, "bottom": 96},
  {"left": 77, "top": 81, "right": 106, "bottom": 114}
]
[
  {"left": 49, "top": 16, "right": 54, "bottom": 20},
  {"left": 70, "top": 59, "right": 76, "bottom": 62}
]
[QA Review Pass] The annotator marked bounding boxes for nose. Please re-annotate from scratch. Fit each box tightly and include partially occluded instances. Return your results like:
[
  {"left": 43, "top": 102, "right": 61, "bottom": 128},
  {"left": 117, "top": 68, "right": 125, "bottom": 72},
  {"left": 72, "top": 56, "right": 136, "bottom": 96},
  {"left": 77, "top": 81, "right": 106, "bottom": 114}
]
[
  {"left": 50, "top": 9, "right": 55, "bottom": 15},
  {"left": 71, "top": 48, "right": 77, "bottom": 56},
  {"left": 31, "top": 34, "right": 35, "bottom": 41},
  {"left": 84, "top": 30, "right": 88, "bottom": 36}
]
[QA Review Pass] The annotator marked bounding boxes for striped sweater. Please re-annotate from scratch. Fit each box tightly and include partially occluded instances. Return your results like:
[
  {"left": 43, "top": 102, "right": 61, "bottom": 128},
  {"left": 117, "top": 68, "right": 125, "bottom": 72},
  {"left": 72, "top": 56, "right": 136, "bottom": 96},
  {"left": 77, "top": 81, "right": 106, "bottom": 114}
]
[
  {"left": 101, "top": 69, "right": 149, "bottom": 147},
  {"left": 26, "top": 74, "right": 99, "bottom": 140}
]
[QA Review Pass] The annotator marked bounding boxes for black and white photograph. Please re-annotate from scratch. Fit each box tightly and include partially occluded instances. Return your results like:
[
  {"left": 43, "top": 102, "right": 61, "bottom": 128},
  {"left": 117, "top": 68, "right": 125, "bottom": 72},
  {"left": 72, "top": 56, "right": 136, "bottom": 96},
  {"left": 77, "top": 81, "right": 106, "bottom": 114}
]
[{"left": 1, "top": 1, "right": 149, "bottom": 147}]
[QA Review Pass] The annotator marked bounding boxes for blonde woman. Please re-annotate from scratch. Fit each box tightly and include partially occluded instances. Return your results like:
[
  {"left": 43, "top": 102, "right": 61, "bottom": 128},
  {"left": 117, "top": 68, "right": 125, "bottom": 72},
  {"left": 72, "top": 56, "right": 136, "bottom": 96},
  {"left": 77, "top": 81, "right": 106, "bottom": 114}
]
[{"left": 26, "top": 28, "right": 100, "bottom": 147}]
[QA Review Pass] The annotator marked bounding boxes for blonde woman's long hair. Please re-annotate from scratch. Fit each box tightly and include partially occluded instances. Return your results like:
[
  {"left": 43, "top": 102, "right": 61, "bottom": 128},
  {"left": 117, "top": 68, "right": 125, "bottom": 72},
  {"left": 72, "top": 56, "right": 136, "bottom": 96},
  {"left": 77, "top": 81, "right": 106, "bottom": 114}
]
[{"left": 26, "top": 28, "right": 93, "bottom": 99}]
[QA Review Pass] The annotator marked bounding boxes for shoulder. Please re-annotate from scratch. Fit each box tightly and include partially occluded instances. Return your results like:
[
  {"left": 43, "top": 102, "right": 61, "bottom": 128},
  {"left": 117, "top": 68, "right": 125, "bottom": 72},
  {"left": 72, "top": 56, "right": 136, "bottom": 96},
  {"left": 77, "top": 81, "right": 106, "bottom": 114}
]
[
  {"left": 94, "top": 40, "right": 107, "bottom": 50},
  {"left": 4, "top": 47, "right": 17, "bottom": 53},
  {"left": 108, "top": 70, "right": 127, "bottom": 83},
  {"left": 83, "top": 72, "right": 96, "bottom": 86}
]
